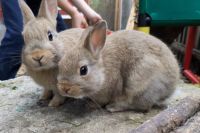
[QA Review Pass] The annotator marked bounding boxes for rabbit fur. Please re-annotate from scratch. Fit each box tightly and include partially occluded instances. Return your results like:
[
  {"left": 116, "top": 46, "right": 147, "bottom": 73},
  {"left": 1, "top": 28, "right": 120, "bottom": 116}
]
[
  {"left": 19, "top": 0, "right": 83, "bottom": 106},
  {"left": 57, "top": 21, "right": 180, "bottom": 112}
]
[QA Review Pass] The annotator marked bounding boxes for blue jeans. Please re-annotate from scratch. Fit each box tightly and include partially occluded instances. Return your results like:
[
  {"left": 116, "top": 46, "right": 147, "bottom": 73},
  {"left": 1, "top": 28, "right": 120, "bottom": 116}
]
[{"left": 0, "top": 0, "right": 68, "bottom": 80}]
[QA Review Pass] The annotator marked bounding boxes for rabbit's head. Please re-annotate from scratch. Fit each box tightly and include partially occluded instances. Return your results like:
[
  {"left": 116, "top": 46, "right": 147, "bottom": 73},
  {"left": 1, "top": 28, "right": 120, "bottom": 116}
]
[
  {"left": 20, "top": 0, "right": 63, "bottom": 71},
  {"left": 57, "top": 21, "right": 107, "bottom": 98}
]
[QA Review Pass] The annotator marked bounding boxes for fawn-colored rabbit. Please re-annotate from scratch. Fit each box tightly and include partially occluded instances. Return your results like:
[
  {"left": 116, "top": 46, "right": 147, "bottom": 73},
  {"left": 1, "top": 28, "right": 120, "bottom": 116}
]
[
  {"left": 57, "top": 20, "right": 180, "bottom": 112},
  {"left": 19, "top": 0, "right": 83, "bottom": 106}
]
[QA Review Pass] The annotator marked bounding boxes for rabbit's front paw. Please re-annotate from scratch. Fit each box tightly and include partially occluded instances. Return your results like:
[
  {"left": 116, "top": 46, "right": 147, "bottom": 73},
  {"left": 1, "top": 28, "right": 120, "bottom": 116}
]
[
  {"left": 48, "top": 95, "right": 65, "bottom": 107},
  {"left": 39, "top": 89, "right": 53, "bottom": 100},
  {"left": 37, "top": 99, "right": 49, "bottom": 107},
  {"left": 153, "top": 102, "right": 167, "bottom": 110},
  {"left": 106, "top": 103, "right": 127, "bottom": 112}
]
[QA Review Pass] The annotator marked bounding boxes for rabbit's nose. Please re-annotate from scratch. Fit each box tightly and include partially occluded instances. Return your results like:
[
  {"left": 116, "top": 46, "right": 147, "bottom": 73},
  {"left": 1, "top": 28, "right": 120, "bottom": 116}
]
[
  {"left": 32, "top": 56, "right": 44, "bottom": 63},
  {"left": 57, "top": 83, "right": 70, "bottom": 95}
]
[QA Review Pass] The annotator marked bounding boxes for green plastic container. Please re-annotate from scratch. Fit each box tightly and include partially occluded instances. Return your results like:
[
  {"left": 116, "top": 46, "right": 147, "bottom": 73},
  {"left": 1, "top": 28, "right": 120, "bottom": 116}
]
[{"left": 139, "top": 0, "right": 200, "bottom": 26}]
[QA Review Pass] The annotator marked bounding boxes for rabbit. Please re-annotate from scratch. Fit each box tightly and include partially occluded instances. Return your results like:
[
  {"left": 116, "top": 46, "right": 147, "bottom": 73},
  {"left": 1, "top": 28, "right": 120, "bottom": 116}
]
[
  {"left": 19, "top": 0, "right": 83, "bottom": 107},
  {"left": 57, "top": 20, "right": 180, "bottom": 112}
]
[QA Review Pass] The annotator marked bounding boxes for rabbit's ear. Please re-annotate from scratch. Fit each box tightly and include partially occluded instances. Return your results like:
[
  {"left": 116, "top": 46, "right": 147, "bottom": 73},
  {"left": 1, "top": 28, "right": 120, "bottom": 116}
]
[
  {"left": 37, "top": 0, "right": 58, "bottom": 26},
  {"left": 83, "top": 20, "right": 107, "bottom": 57},
  {"left": 19, "top": 0, "right": 35, "bottom": 25}
]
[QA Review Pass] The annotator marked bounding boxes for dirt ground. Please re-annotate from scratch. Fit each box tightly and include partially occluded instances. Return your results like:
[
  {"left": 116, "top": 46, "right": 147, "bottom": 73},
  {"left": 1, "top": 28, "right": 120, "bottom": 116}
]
[{"left": 0, "top": 76, "right": 200, "bottom": 133}]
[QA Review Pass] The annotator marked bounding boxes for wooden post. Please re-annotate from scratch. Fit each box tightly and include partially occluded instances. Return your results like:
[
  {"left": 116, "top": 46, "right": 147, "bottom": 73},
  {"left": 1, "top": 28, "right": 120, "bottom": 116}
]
[
  {"left": 114, "top": 0, "right": 122, "bottom": 31},
  {"left": 126, "top": 0, "right": 136, "bottom": 30}
]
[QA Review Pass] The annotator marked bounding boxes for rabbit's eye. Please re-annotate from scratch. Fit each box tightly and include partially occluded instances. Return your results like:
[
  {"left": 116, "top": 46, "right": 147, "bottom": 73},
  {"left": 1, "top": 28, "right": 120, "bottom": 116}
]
[
  {"left": 48, "top": 31, "right": 53, "bottom": 41},
  {"left": 80, "top": 65, "right": 88, "bottom": 76}
]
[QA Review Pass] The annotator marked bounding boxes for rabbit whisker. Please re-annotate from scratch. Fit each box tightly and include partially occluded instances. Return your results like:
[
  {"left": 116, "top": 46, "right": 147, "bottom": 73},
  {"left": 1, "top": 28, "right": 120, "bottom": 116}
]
[
  {"left": 12, "top": 61, "right": 22, "bottom": 66},
  {"left": 0, "top": 59, "right": 21, "bottom": 65},
  {"left": 0, "top": 56, "right": 21, "bottom": 60},
  {"left": 2, "top": 51, "right": 21, "bottom": 53}
]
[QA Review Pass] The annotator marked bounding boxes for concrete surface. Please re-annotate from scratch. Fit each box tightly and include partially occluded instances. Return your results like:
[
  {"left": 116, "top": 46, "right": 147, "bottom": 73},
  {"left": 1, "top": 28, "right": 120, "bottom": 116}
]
[{"left": 0, "top": 76, "right": 200, "bottom": 133}]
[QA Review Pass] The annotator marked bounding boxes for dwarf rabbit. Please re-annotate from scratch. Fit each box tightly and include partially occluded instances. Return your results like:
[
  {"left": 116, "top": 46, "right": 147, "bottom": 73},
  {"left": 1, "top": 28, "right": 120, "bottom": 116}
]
[
  {"left": 57, "top": 20, "right": 180, "bottom": 112},
  {"left": 19, "top": 0, "right": 83, "bottom": 107}
]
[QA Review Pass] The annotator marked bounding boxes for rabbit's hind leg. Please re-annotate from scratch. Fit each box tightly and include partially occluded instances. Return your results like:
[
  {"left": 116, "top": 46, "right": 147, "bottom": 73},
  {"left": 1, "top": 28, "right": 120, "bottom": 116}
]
[{"left": 130, "top": 75, "right": 175, "bottom": 112}]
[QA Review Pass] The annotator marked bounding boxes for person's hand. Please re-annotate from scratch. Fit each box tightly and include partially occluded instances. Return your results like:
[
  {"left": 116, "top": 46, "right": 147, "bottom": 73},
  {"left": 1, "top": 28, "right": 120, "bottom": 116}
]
[
  {"left": 70, "top": 0, "right": 102, "bottom": 26},
  {"left": 71, "top": 12, "right": 88, "bottom": 28},
  {"left": 87, "top": 12, "right": 102, "bottom": 25}
]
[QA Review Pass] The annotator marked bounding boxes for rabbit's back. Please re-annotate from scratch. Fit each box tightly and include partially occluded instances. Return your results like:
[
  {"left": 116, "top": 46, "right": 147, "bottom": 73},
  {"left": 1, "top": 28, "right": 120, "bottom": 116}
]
[
  {"left": 102, "top": 30, "right": 179, "bottom": 96},
  {"left": 101, "top": 30, "right": 179, "bottom": 111},
  {"left": 104, "top": 30, "right": 179, "bottom": 78}
]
